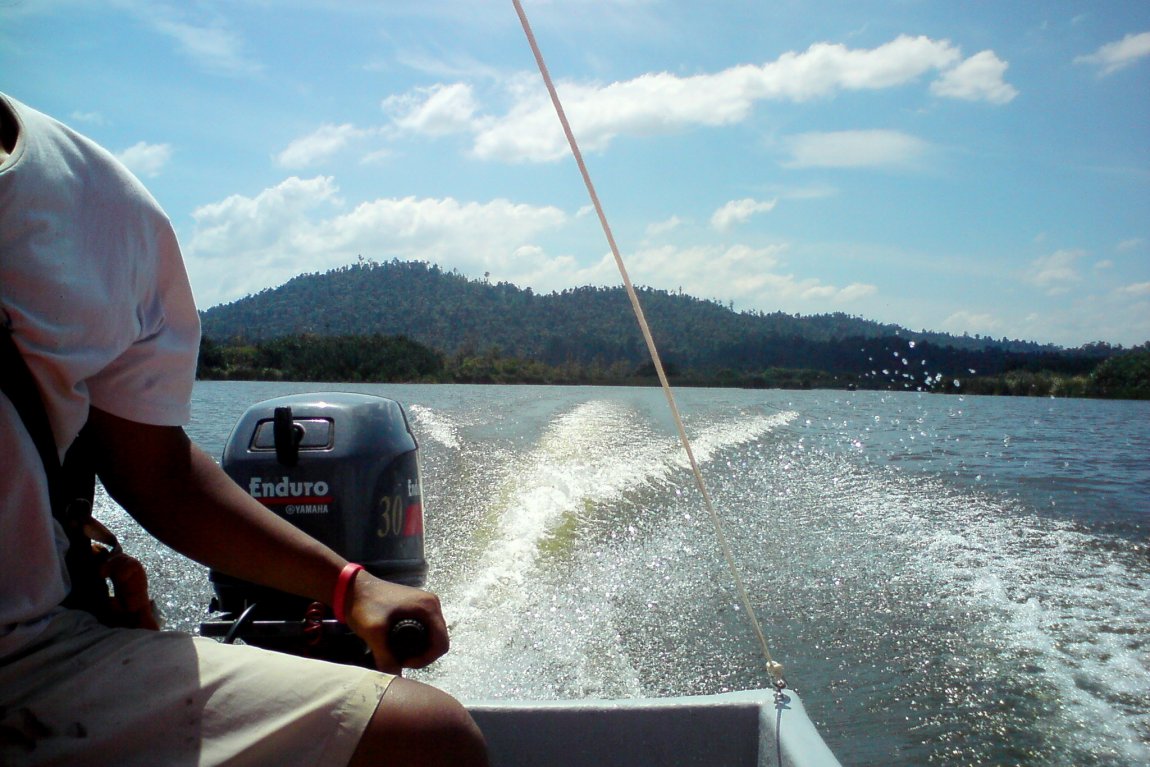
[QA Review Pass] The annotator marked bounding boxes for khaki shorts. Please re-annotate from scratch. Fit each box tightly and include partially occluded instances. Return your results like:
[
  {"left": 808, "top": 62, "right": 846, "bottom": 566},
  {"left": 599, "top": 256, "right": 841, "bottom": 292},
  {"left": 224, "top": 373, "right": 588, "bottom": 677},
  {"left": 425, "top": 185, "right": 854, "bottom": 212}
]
[{"left": 0, "top": 609, "right": 394, "bottom": 766}]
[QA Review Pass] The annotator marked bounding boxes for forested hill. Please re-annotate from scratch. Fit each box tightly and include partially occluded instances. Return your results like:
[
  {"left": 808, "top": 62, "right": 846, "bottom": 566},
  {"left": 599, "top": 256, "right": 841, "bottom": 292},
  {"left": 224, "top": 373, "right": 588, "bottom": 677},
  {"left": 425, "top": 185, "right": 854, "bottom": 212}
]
[{"left": 198, "top": 259, "right": 1115, "bottom": 381}]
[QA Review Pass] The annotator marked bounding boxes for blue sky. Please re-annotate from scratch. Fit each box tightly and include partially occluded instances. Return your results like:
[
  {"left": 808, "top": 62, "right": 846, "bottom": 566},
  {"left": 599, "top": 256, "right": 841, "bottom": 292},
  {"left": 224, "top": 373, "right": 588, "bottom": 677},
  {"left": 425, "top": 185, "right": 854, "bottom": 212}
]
[{"left": 3, "top": 1, "right": 1148, "bottom": 347}]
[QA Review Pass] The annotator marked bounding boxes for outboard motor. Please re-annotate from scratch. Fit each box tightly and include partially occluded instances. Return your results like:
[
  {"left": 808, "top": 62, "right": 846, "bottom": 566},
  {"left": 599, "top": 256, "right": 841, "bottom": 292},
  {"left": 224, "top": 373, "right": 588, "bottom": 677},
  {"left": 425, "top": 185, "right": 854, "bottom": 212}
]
[{"left": 200, "top": 392, "right": 427, "bottom": 665}]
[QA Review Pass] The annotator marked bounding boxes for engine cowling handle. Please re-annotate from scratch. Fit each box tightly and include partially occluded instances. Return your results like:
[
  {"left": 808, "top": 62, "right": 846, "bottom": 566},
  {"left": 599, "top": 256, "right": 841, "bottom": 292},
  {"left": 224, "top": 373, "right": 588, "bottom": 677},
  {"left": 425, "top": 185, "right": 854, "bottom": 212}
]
[{"left": 388, "top": 618, "right": 429, "bottom": 663}]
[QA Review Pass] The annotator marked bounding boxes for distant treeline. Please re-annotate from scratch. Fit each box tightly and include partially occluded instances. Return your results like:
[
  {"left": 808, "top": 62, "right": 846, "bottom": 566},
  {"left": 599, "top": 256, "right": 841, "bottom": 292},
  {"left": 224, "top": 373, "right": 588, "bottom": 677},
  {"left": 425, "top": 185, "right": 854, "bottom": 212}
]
[
  {"left": 197, "top": 334, "right": 441, "bottom": 383},
  {"left": 951, "top": 348, "right": 1149, "bottom": 399},
  {"left": 196, "top": 333, "right": 1150, "bottom": 399},
  {"left": 197, "top": 331, "right": 843, "bottom": 388}
]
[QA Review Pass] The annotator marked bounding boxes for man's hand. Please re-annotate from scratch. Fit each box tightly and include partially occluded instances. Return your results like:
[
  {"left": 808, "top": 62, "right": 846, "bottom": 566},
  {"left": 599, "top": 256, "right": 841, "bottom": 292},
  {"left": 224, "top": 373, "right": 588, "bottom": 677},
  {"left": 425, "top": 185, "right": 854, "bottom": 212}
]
[
  {"left": 99, "top": 548, "right": 161, "bottom": 630},
  {"left": 343, "top": 572, "right": 449, "bottom": 674}
]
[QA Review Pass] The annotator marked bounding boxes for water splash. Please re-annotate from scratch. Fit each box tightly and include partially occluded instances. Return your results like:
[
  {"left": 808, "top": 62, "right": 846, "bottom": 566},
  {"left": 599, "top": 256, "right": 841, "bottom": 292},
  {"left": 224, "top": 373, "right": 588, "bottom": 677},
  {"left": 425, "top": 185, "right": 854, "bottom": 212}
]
[{"left": 408, "top": 403, "right": 462, "bottom": 449}]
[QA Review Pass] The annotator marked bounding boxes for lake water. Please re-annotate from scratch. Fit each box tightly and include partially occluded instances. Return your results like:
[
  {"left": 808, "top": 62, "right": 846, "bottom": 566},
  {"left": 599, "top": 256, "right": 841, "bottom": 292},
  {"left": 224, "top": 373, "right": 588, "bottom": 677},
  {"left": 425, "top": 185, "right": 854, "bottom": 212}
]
[{"left": 97, "top": 382, "right": 1150, "bottom": 766}]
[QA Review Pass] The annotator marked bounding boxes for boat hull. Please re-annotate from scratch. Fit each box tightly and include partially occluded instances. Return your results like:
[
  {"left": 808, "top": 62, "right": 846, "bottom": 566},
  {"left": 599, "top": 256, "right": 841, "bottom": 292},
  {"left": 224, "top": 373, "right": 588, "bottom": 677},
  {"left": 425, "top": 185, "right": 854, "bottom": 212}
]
[{"left": 466, "top": 688, "right": 841, "bottom": 767}]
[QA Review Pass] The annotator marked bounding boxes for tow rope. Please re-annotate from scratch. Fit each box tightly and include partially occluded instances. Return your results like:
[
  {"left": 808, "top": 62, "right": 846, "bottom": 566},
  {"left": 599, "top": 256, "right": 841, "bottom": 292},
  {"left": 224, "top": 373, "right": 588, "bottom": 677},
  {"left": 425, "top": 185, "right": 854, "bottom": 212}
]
[{"left": 512, "top": 0, "right": 786, "bottom": 692}]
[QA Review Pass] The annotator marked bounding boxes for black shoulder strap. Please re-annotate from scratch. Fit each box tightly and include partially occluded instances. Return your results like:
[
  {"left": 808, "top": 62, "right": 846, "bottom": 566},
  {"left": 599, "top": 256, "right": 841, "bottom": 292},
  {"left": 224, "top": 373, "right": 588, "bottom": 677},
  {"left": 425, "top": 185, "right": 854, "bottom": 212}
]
[
  {"left": 1, "top": 319, "right": 66, "bottom": 503},
  {"left": 0, "top": 318, "right": 94, "bottom": 524},
  {"left": 3, "top": 317, "right": 121, "bottom": 622}
]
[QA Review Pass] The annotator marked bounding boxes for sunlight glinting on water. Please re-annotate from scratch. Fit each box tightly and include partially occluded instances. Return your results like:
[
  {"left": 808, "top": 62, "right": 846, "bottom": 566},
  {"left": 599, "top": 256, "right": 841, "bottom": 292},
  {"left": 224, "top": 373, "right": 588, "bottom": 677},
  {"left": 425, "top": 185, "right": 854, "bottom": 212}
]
[{"left": 742, "top": 439, "right": 1150, "bottom": 765}]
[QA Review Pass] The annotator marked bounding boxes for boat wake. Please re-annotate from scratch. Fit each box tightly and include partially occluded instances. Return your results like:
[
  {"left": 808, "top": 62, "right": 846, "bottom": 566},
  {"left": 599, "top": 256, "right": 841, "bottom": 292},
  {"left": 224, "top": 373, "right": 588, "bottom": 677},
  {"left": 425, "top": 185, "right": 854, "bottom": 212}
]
[{"left": 412, "top": 399, "right": 795, "bottom": 701}]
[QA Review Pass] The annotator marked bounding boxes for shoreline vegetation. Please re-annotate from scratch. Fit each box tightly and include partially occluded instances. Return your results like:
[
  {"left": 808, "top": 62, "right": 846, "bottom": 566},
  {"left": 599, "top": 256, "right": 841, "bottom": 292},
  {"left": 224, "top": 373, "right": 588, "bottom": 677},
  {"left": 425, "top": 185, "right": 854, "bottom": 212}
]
[{"left": 196, "top": 334, "right": 1150, "bottom": 400}]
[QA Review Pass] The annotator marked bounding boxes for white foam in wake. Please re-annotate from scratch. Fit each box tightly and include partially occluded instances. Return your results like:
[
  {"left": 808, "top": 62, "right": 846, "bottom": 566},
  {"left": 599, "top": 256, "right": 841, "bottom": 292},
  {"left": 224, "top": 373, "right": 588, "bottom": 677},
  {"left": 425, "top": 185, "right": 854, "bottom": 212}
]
[
  {"left": 407, "top": 403, "right": 462, "bottom": 449},
  {"left": 417, "top": 400, "right": 795, "bottom": 700}
]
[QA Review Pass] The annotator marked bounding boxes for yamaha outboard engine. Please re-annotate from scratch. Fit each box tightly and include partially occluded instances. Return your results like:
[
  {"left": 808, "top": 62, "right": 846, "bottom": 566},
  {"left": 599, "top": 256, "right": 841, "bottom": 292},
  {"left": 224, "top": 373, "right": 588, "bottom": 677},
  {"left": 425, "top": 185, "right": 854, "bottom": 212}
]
[{"left": 200, "top": 392, "right": 427, "bottom": 664}]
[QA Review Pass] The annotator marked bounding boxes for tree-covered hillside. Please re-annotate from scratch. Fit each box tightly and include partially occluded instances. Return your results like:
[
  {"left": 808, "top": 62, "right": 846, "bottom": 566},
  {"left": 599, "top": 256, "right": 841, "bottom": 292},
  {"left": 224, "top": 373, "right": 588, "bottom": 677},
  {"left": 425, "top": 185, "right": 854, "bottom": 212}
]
[
  {"left": 195, "top": 258, "right": 1150, "bottom": 396},
  {"left": 200, "top": 259, "right": 1093, "bottom": 376}
]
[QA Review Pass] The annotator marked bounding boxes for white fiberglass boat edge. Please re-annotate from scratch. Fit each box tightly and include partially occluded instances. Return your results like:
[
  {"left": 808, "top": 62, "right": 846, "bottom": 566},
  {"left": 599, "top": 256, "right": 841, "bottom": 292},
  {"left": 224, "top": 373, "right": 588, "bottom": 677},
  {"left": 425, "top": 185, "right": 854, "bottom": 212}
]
[{"left": 466, "top": 687, "right": 841, "bottom": 767}]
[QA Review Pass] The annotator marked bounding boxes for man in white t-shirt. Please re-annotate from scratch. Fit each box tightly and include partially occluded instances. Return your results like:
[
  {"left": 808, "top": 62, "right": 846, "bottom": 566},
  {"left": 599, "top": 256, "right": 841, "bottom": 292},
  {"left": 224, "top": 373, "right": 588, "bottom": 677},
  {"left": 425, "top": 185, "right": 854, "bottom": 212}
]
[{"left": 0, "top": 93, "right": 487, "bottom": 766}]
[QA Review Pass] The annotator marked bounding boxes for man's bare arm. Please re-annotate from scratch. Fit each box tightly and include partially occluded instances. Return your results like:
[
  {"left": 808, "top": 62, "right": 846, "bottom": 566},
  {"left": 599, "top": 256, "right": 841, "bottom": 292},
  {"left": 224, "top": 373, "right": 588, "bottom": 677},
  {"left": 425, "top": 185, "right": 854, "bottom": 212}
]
[{"left": 85, "top": 406, "right": 448, "bottom": 671}]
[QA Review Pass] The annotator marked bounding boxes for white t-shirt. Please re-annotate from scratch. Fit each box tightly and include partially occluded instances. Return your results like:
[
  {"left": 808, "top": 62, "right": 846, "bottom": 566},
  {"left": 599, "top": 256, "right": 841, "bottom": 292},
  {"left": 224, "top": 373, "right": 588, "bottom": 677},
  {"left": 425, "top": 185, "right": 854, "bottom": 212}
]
[{"left": 0, "top": 93, "right": 201, "bottom": 656}]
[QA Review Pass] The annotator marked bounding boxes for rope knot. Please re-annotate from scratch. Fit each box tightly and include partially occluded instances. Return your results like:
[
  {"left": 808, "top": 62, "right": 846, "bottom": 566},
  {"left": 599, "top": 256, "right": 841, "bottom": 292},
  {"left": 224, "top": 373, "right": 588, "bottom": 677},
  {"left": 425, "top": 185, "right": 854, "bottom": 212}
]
[{"left": 767, "top": 661, "right": 787, "bottom": 688}]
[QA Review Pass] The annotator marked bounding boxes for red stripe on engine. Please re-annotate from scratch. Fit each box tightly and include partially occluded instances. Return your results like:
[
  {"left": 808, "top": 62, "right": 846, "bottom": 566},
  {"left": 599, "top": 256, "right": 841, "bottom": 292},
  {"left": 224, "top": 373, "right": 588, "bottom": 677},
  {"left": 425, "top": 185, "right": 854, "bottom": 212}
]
[{"left": 402, "top": 503, "right": 424, "bottom": 536}]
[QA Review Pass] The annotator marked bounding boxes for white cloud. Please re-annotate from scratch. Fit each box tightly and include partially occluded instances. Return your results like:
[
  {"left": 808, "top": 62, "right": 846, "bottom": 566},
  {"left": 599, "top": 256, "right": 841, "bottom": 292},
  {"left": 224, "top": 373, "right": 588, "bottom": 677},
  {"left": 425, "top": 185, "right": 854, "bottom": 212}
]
[
  {"left": 710, "top": 198, "right": 777, "bottom": 232},
  {"left": 360, "top": 148, "right": 394, "bottom": 165},
  {"left": 276, "top": 124, "right": 375, "bottom": 169},
  {"left": 942, "top": 310, "right": 1002, "bottom": 336},
  {"left": 645, "top": 216, "right": 683, "bottom": 237},
  {"left": 299, "top": 196, "right": 565, "bottom": 257},
  {"left": 835, "top": 283, "right": 878, "bottom": 303},
  {"left": 936, "top": 276, "right": 1150, "bottom": 347},
  {"left": 3, "top": 1, "right": 261, "bottom": 77},
  {"left": 1117, "top": 237, "right": 1145, "bottom": 252},
  {"left": 185, "top": 177, "right": 569, "bottom": 307},
  {"left": 785, "top": 130, "right": 930, "bottom": 169},
  {"left": 149, "top": 17, "right": 262, "bottom": 77},
  {"left": 624, "top": 243, "right": 875, "bottom": 309},
  {"left": 1013, "top": 290, "right": 1150, "bottom": 347},
  {"left": 1119, "top": 281, "right": 1150, "bottom": 297},
  {"left": 763, "top": 35, "right": 962, "bottom": 96},
  {"left": 1075, "top": 31, "right": 1150, "bottom": 76},
  {"left": 69, "top": 111, "right": 105, "bottom": 125},
  {"left": 383, "top": 83, "right": 480, "bottom": 136},
  {"left": 188, "top": 176, "right": 342, "bottom": 260},
  {"left": 391, "top": 48, "right": 507, "bottom": 83},
  {"left": 116, "top": 141, "right": 172, "bottom": 177},
  {"left": 470, "top": 35, "right": 977, "bottom": 162},
  {"left": 1023, "top": 249, "right": 1084, "bottom": 295},
  {"left": 930, "top": 50, "right": 1018, "bottom": 104}
]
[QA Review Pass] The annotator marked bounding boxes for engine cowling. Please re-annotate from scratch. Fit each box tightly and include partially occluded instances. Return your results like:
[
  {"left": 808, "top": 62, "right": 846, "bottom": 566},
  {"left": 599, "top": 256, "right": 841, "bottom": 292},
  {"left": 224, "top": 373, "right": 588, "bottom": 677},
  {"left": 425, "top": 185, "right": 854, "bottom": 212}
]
[{"left": 202, "top": 392, "right": 427, "bottom": 660}]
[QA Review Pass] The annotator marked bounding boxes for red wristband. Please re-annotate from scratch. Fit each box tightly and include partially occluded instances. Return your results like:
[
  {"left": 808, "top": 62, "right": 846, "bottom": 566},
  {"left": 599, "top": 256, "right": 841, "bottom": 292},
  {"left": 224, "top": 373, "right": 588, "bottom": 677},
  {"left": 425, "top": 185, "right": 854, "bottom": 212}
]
[{"left": 332, "top": 562, "right": 364, "bottom": 623}]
